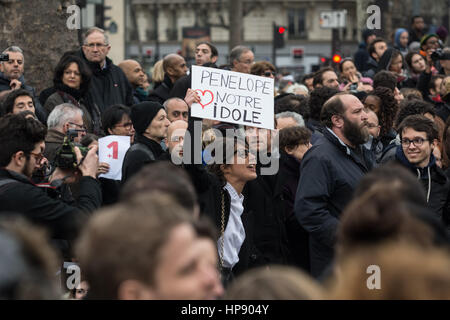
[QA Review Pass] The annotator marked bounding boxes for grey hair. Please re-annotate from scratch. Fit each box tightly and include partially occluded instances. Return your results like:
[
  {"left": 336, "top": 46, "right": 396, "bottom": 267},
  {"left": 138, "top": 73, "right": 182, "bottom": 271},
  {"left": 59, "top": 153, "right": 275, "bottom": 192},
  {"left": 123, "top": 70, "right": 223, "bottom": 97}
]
[
  {"left": 163, "top": 97, "right": 186, "bottom": 112},
  {"left": 229, "top": 45, "right": 251, "bottom": 65},
  {"left": 1, "top": 46, "right": 24, "bottom": 65},
  {"left": 276, "top": 111, "right": 305, "bottom": 127},
  {"left": 83, "top": 27, "right": 109, "bottom": 45},
  {"left": 47, "top": 103, "right": 83, "bottom": 129},
  {"left": 2, "top": 46, "right": 23, "bottom": 55}
]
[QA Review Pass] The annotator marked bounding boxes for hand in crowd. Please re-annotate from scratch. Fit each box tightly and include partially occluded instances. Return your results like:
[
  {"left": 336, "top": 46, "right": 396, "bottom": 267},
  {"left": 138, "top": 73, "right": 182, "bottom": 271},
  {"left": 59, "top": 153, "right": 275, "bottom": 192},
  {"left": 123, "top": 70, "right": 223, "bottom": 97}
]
[
  {"left": 184, "top": 88, "right": 201, "bottom": 107},
  {"left": 9, "top": 79, "right": 22, "bottom": 90},
  {"left": 77, "top": 145, "right": 99, "bottom": 179},
  {"left": 97, "top": 162, "right": 110, "bottom": 176}
]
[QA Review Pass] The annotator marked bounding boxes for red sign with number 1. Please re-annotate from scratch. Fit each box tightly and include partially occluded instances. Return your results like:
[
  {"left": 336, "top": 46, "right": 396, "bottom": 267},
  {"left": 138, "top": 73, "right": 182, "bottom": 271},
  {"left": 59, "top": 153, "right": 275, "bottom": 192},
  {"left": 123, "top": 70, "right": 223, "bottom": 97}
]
[{"left": 107, "top": 141, "right": 118, "bottom": 160}]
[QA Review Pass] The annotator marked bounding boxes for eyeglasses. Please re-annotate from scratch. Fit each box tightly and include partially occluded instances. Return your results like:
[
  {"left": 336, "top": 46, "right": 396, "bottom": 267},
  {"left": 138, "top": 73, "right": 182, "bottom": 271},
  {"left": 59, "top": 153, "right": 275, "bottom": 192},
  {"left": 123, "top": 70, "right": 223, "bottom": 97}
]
[
  {"left": 84, "top": 43, "right": 108, "bottom": 48},
  {"left": 170, "top": 136, "right": 184, "bottom": 143},
  {"left": 239, "top": 60, "right": 254, "bottom": 65},
  {"left": 263, "top": 71, "right": 276, "bottom": 77},
  {"left": 29, "top": 152, "right": 44, "bottom": 163},
  {"left": 68, "top": 122, "right": 87, "bottom": 132},
  {"left": 401, "top": 137, "right": 428, "bottom": 147},
  {"left": 114, "top": 122, "right": 133, "bottom": 130}
]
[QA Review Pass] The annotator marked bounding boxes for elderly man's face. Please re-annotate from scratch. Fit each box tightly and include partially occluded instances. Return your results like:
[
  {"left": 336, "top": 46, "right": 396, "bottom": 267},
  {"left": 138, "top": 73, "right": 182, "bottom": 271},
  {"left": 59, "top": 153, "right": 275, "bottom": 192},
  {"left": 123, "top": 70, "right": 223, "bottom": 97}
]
[
  {"left": 82, "top": 31, "right": 111, "bottom": 66},
  {"left": 233, "top": 51, "right": 254, "bottom": 74},
  {"left": 167, "top": 120, "right": 188, "bottom": 160},
  {"left": 1, "top": 51, "right": 24, "bottom": 80}
]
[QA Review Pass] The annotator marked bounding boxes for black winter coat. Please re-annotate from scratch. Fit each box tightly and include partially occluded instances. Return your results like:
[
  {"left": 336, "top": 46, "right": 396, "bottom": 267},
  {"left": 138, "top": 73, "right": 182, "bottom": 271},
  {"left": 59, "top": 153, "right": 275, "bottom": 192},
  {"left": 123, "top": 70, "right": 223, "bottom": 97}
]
[
  {"left": 148, "top": 74, "right": 173, "bottom": 104},
  {"left": 75, "top": 50, "right": 134, "bottom": 113},
  {"left": 294, "top": 129, "right": 373, "bottom": 278},
  {"left": 242, "top": 156, "right": 290, "bottom": 268},
  {"left": 0, "top": 169, "right": 102, "bottom": 241},
  {"left": 183, "top": 114, "right": 259, "bottom": 278},
  {"left": 121, "top": 134, "right": 166, "bottom": 184},
  {"left": 277, "top": 151, "right": 310, "bottom": 271}
]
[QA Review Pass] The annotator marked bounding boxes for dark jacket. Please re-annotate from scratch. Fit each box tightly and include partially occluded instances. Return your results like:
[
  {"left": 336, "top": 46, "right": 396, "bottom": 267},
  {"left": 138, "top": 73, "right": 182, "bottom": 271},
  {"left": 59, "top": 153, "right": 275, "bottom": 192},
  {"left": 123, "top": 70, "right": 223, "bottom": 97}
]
[
  {"left": 362, "top": 57, "right": 378, "bottom": 79},
  {"left": 294, "top": 128, "right": 373, "bottom": 278},
  {"left": 75, "top": 49, "right": 134, "bottom": 113},
  {"left": 0, "top": 169, "right": 101, "bottom": 241},
  {"left": 394, "top": 146, "right": 450, "bottom": 228},
  {"left": 435, "top": 94, "right": 450, "bottom": 123},
  {"left": 354, "top": 41, "right": 370, "bottom": 73},
  {"left": 148, "top": 74, "right": 173, "bottom": 105},
  {"left": 183, "top": 114, "right": 260, "bottom": 280},
  {"left": 170, "top": 73, "right": 191, "bottom": 99},
  {"left": 44, "top": 90, "right": 100, "bottom": 135},
  {"left": 0, "top": 73, "right": 47, "bottom": 122},
  {"left": 44, "top": 129, "right": 65, "bottom": 164},
  {"left": 121, "top": 134, "right": 166, "bottom": 184},
  {"left": 306, "top": 119, "right": 325, "bottom": 145},
  {"left": 242, "top": 155, "right": 290, "bottom": 268},
  {"left": 417, "top": 70, "right": 434, "bottom": 103},
  {"left": 277, "top": 151, "right": 310, "bottom": 271}
]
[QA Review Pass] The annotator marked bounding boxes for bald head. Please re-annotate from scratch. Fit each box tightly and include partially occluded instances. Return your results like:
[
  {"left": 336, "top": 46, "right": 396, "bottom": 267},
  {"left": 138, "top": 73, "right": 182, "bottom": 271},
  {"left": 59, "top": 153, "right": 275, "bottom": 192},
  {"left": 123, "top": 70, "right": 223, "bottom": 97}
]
[
  {"left": 163, "top": 54, "right": 188, "bottom": 83},
  {"left": 167, "top": 120, "right": 188, "bottom": 159},
  {"left": 119, "top": 59, "right": 145, "bottom": 88}
]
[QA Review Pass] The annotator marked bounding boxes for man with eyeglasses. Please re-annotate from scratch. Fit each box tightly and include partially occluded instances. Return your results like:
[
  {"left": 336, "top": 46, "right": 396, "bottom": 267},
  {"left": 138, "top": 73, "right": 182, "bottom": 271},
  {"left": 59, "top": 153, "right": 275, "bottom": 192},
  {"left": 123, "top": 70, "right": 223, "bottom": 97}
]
[
  {"left": 393, "top": 114, "right": 450, "bottom": 229},
  {"left": 230, "top": 45, "right": 254, "bottom": 74},
  {"left": 0, "top": 113, "right": 101, "bottom": 257},
  {"left": 44, "top": 103, "right": 87, "bottom": 164},
  {"left": 78, "top": 27, "right": 133, "bottom": 113}
]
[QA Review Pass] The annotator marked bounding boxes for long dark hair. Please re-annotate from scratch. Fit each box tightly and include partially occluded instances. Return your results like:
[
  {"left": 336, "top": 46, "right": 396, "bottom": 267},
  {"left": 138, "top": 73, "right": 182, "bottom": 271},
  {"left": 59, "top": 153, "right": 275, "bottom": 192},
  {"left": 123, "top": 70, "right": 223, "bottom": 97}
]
[{"left": 53, "top": 54, "right": 92, "bottom": 94}]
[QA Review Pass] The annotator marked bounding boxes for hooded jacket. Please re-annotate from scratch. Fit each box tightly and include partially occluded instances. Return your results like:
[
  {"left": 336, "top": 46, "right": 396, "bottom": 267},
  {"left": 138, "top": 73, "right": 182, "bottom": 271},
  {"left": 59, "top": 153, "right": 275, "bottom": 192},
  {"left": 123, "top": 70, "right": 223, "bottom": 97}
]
[{"left": 395, "top": 145, "right": 450, "bottom": 227}]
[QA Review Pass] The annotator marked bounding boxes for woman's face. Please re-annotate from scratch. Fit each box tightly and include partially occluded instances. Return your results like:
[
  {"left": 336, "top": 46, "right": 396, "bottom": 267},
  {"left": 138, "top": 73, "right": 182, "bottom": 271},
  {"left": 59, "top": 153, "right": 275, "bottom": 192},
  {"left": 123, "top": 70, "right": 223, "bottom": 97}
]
[
  {"left": 399, "top": 31, "right": 409, "bottom": 48},
  {"left": 390, "top": 54, "right": 403, "bottom": 74},
  {"left": 411, "top": 54, "right": 426, "bottom": 73},
  {"left": 224, "top": 145, "right": 257, "bottom": 183},
  {"left": 62, "top": 62, "right": 81, "bottom": 89},
  {"left": 341, "top": 60, "right": 357, "bottom": 80},
  {"left": 364, "top": 95, "right": 381, "bottom": 114}
]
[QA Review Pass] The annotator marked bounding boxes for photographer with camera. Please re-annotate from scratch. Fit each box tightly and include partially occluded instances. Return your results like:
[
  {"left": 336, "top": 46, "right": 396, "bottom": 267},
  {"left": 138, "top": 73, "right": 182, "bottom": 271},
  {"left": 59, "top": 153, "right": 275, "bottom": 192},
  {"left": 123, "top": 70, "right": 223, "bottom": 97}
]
[
  {"left": 0, "top": 114, "right": 101, "bottom": 250},
  {"left": 44, "top": 103, "right": 87, "bottom": 164}
]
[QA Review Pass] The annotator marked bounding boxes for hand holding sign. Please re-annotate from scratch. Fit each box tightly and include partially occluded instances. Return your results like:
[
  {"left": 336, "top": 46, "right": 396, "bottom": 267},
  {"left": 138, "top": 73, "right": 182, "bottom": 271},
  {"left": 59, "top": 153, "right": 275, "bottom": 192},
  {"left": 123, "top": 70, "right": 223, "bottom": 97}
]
[
  {"left": 194, "top": 89, "right": 214, "bottom": 109},
  {"left": 98, "top": 135, "right": 131, "bottom": 181},
  {"left": 184, "top": 88, "right": 201, "bottom": 107}
]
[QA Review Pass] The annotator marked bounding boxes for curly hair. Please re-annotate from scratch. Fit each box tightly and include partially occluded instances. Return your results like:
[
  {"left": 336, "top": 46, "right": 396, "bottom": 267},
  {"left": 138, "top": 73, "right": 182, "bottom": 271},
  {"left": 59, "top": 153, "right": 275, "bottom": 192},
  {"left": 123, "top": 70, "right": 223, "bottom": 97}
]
[{"left": 365, "top": 87, "right": 398, "bottom": 136}]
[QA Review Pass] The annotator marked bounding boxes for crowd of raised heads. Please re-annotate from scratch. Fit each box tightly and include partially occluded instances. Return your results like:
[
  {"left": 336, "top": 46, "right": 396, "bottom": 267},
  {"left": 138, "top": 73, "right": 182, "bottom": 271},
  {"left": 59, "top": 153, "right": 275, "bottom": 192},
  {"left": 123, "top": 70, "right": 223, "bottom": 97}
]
[{"left": 0, "top": 21, "right": 449, "bottom": 300}]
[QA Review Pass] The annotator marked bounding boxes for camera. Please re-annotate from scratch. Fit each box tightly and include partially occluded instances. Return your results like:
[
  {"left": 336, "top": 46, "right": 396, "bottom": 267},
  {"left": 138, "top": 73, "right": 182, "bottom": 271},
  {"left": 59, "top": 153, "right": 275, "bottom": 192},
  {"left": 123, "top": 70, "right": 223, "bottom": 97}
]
[
  {"left": 0, "top": 53, "right": 9, "bottom": 62},
  {"left": 431, "top": 49, "right": 450, "bottom": 61},
  {"left": 350, "top": 82, "right": 358, "bottom": 91},
  {"left": 54, "top": 130, "right": 89, "bottom": 170}
]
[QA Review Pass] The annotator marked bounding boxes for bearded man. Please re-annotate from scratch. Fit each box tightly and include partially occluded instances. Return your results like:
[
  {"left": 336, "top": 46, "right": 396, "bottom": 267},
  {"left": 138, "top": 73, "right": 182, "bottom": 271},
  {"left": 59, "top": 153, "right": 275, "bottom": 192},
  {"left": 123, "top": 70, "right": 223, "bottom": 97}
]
[{"left": 294, "top": 93, "right": 374, "bottom": 278}]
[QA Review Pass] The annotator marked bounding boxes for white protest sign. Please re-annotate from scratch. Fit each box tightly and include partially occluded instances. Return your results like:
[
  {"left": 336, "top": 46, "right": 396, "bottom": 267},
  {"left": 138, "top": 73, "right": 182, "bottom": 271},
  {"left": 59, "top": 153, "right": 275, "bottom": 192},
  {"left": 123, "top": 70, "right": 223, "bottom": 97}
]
[
  {"left": 191, "top": 65, "right": 274, "bottom": 130},
  {"left": 98, "top": 135, "right": 131, "bottom": 180}
]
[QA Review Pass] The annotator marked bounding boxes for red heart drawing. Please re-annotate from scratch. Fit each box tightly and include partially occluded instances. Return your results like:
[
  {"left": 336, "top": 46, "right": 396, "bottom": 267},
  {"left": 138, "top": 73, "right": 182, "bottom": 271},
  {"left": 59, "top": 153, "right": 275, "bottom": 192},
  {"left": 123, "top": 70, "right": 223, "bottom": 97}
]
[{"left": 195, "top": 89, "right": 214, "bottom": 109}]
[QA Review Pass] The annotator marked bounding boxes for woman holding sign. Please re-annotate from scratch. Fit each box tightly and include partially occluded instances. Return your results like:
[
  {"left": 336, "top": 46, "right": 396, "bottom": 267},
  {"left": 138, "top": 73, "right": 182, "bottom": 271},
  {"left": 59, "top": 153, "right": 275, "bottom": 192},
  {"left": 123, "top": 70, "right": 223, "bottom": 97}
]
[{"left": 183, "top": 89, "right": 260, "bottom": 286}]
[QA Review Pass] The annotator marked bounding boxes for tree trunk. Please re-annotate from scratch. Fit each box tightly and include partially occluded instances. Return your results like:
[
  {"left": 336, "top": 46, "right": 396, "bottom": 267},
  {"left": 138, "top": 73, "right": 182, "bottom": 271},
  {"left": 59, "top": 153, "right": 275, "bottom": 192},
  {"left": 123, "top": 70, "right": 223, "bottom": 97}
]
[
  {"left": 0, "top": 0, "right": 79, "bottom": 94},
  {"left": 228, "top": 0, "right": 243, "bottom": 50}
]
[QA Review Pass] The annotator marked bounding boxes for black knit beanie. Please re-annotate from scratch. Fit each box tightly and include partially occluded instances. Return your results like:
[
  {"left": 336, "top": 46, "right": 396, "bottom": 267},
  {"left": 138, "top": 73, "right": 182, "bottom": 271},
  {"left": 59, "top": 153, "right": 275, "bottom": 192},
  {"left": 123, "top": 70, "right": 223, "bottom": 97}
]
[{"left": 130, "top": 101, "right": 164, "bottom": 135}]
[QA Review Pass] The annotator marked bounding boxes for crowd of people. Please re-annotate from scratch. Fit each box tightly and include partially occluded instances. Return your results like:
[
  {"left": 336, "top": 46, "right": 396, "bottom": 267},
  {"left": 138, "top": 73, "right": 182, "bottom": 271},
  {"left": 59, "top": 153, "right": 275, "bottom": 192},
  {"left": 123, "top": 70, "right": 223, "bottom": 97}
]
[{"left": 0, "top": 19, "right": 449, "bottom": 300}]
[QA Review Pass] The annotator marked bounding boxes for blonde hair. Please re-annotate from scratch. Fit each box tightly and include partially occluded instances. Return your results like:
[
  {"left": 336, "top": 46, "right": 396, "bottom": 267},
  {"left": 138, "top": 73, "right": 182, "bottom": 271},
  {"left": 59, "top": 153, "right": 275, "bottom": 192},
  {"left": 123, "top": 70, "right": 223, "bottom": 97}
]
[{"left": 152, "top": 60, "right": 164, "bottom": 84}]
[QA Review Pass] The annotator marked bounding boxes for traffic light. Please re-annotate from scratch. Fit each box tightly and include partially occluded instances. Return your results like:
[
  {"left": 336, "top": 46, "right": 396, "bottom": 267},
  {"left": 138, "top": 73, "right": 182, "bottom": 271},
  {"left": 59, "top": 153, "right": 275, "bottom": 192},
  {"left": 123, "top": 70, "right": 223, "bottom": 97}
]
[
  {"left": 273, "top": 24, "right": 286, "bottom": 49},
  {"left": 332, "top": 54, "right": 342, "bottom": 64}
]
